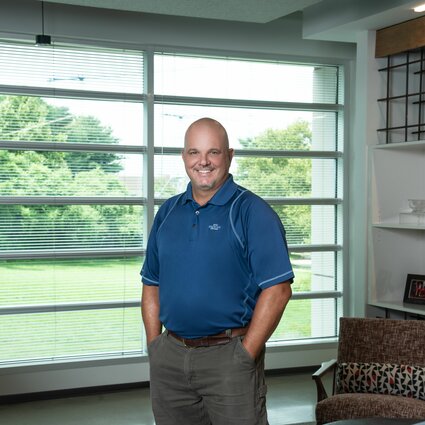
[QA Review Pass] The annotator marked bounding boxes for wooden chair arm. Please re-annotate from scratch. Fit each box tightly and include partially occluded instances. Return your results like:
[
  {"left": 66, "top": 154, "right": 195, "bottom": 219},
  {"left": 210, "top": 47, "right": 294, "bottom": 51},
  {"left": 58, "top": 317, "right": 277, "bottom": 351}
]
[{"left": 312, "top": 359, "right": 337, "bottom": 402}]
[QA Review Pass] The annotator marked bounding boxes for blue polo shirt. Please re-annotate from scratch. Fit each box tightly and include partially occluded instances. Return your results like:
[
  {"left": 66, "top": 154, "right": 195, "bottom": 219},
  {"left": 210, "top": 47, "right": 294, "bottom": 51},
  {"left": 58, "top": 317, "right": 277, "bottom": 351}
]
[{"left": 141, "top": 175, "right": 294, "bottom": 338}]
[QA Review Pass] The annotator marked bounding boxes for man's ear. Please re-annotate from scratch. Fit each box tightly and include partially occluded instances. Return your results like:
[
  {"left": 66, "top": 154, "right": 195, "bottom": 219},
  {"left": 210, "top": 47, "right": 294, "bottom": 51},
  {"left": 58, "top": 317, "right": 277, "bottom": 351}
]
[{"left": 228, "top": 148, "right": 235, "bottom": 162}]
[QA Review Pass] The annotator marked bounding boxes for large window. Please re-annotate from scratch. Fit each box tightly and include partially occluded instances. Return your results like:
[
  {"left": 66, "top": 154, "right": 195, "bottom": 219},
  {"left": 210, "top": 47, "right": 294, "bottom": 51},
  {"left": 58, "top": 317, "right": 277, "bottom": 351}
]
[
  {"left": 0, "top": 42, "right": 344, "bottom": 366},
  {"left": 154, "top": 54, "right": 344, "bottom": 344},
  {"left": 0, "top": 42, "right": 145, "bottom": 364}
]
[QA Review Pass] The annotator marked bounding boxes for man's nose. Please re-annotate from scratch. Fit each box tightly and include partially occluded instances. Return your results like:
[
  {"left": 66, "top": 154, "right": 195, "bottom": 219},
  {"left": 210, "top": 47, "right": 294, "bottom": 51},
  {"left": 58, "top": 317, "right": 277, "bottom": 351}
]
[{"left": 199, "top": 153, "right": 210, "bottom": 165}]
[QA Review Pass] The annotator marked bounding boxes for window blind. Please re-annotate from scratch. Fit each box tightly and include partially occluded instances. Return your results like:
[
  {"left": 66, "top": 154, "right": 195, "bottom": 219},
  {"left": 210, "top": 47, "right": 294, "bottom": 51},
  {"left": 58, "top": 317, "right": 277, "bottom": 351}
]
[
  {"left": 0, "top": 43, "right": 344, "bottom": 366},
  {"left": 154, "top": 53, "right": 344, "bottom": 343},
  {"left": 154, "top": 53, "right": 339, "bottom": 104},
  {"left": 0, "top": 43, "right": 143, "bottom": 94},
  {"left": 0, "top": 41, "right": 145, "bottom": 364}
]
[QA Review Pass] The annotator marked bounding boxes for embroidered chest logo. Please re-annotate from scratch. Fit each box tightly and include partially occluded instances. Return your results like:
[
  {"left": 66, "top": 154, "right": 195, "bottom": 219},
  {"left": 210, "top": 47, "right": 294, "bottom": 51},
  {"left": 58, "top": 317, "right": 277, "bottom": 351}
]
[{"left": 208, "top": 224, "right": 221, "bottom": 231}]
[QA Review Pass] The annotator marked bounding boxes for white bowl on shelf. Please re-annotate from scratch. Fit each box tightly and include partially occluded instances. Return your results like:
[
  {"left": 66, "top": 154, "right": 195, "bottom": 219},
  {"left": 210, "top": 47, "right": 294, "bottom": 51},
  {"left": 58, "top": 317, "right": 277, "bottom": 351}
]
[{"left": 408, "top": 199, "right": 425, "bottom": 213}]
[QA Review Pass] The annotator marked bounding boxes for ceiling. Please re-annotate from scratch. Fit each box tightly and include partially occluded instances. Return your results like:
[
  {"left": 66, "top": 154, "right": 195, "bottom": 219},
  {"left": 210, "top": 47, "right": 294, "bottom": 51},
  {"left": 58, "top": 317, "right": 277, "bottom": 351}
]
[
  {"left": 37, "top": 0, "right": 323, "bottom": 23},
  {"left": 38, "top": 0, "right": 425, "bottom": 42}
]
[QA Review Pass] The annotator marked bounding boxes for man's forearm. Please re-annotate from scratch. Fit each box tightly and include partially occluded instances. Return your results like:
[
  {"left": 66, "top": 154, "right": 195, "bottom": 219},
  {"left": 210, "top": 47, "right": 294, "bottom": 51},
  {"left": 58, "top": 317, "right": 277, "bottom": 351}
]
[
  {"left": 242, "top": 282, "right": 292, "bottom": 359},
  {"left": 141, "top": 284, "right": 162, "bottom": 344}
]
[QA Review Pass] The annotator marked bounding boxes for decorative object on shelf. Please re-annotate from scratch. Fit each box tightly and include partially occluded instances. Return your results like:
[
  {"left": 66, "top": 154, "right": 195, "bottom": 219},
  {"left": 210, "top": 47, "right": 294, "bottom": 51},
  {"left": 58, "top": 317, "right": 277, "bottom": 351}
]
[
  {"left": 399, "top": 212, "right": 425, "bottom": 225},
  {"left": 399, "top": 199, "right": 425, "bottom": 224},
  {"left": 400, "top": 199, "right": 425, "bottom": 224},
  {"left": 403, "top": 273, "right": 425, "bottom": 305},
  {"left": 408, "top": 199, "right": 425, "bottom": 213}
]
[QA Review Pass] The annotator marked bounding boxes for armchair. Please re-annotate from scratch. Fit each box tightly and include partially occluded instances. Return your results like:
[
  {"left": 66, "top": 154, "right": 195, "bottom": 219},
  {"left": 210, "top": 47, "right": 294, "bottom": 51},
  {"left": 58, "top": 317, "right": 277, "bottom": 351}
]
[{"left": 312, "top": 317, "right": 425, "bottom": 424}]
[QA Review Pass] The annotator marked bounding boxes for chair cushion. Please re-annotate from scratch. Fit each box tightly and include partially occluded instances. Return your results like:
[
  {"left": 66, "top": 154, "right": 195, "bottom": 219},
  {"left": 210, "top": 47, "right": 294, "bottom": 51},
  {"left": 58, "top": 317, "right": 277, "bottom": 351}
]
[
  {"left": 316, "top": 393, "right": 425, "bottom": 424},
  {"left": 337, "top": 362, "right": 425, "bottom": 400}
]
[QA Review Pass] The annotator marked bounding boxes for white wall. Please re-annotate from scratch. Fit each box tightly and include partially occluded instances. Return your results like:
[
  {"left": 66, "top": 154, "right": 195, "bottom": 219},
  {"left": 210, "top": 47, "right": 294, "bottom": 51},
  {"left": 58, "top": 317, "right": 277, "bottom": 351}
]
[
  {"left": 0, "top": 0, "right": 357, "bottom": 395},
  {"left": 343, "top": 30, "right": 373, "bottom": 317},
  {"left": 346, "top": 30, "right": 385, "bottom": 317}
]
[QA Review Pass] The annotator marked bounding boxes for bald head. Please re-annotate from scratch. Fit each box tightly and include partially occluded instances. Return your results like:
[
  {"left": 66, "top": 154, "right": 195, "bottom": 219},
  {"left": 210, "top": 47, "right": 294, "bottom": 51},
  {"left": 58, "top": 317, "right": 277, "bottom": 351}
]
[
  {"left": 182, "top": 117, "right": 233, "bottom": 205},
  {"left": 184, "top": 118, "right": 229, "bottom": 150}
]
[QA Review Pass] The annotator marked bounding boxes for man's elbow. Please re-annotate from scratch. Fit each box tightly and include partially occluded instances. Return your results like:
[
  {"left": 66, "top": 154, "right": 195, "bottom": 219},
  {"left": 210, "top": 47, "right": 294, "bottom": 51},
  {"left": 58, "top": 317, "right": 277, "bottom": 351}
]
[
  {"left": 280, "top": 280, "right": 292, "bottom": 296},
  {"left": 265, "top": 281, "right": 292, "bottom": 306}
]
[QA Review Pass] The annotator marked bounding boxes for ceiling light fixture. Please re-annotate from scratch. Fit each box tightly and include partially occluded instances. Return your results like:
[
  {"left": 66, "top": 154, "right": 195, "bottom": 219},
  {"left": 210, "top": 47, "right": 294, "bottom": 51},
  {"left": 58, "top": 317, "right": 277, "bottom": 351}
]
[
  {"left": 35, "top": 1, "right": 51, "bottom": 46},
  {"left": 414, "top": 3, "right": 425, "bottom": 12}
]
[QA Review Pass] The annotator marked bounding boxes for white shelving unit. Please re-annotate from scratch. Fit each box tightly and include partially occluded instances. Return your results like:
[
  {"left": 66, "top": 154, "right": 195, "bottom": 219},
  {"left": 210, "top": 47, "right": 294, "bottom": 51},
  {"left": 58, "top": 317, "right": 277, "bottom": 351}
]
[{"left": 368, "top": 140, "right": 425, "bottom": 317}]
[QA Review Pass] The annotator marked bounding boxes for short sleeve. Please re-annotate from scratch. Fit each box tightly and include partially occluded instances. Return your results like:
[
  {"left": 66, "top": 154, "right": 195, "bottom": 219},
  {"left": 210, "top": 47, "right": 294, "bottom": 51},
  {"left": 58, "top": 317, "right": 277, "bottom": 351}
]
[
  {"left": 140, "top": 193, "right": 183, "bottom": 286},
  {"left": 244, "top": 197, "right": 294, "bottom": 289},
  {"left": 140, "top": 213, "right": 161, "bottom": 286}
]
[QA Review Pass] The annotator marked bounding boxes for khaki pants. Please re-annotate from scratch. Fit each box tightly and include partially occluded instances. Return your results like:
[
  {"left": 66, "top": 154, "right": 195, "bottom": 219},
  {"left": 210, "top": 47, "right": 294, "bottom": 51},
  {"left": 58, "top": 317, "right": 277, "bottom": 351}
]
[{"left": 148, "top": 331, "right": 268, "bottom": 425}]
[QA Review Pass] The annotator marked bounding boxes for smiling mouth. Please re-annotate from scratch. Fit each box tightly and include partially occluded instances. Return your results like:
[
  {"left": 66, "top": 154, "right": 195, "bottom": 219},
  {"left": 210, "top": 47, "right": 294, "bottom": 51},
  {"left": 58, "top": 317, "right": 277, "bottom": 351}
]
[{"left": 197, "top": 169, "right": 213, "bottom": 175}]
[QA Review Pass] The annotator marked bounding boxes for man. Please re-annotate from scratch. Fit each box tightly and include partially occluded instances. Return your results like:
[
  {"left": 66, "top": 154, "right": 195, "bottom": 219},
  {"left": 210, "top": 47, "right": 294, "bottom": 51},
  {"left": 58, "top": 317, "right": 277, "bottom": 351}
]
[{"left": 141, "top": 117, "right": 293, "bottom": 425}]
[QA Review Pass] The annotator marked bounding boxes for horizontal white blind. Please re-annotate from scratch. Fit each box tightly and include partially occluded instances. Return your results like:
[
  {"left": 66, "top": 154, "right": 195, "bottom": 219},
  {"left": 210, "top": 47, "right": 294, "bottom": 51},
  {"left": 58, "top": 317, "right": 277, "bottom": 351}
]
[
  {"left": 1, "top": 308, "right": 142, "bottom": 363},
  {"left": 0, "top": 42, "right": 143, "bottom": 94},
  {"left": 0, "top": 41, "right": 145, "bottom": 365},
  {"left": 273, "top": 297, "right": 342, "bottom": 341},
  {"left": 154, "top": 156, "right": 340, "bottom": 198},
  {"left": 290, "top": 251, "right": 341, "bottom": 293},
  {"left": 0, "top": 96, "right": 144, "bottom": 146},
  {"left": 0, "top": 205, "right": 144, "bottom": 251},
  {"left": 0, "top": 151, "right": 144, "bottom": 197},
  {"left": 155, "top": 53, "right": 339, "bottom": 104},
  {"left": 273, "top": 205, "right": 337, "bottom": 245},
  {"left": 155, "top": 105, "right": 340, "bottom": 151}
]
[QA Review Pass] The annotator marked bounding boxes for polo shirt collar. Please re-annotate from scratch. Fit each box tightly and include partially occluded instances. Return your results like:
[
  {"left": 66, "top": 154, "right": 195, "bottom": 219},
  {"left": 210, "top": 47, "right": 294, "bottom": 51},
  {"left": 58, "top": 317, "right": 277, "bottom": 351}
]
[{"left": 182, "top": 174, "right": 239, "bottom": 206}]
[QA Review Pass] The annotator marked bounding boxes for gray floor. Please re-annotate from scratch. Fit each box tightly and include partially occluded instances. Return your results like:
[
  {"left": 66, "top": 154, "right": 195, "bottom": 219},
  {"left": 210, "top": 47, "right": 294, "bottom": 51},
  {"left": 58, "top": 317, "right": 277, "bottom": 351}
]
[{"left": 0, "top": 372, "right": 319, "bottom": 425}]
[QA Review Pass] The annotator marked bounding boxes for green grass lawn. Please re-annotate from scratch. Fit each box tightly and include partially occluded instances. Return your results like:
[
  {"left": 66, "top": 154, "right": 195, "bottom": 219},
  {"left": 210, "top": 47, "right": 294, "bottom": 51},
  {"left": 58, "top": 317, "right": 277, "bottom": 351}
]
[
  {"left": 0, "top": 258, "right": 143, "bottom": 305},
  {"left": 272, "top": 268, "right": 311, "bottom": 341},
  {"left": 0, "top": 258, "right": 313, "bottom": 361}
]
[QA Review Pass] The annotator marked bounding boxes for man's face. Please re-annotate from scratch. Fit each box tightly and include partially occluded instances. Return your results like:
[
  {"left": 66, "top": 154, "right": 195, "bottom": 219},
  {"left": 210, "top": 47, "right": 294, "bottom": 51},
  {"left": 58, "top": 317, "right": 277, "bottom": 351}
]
[{"left": 182, "top": 123, "right": 233, "bottom": 199}]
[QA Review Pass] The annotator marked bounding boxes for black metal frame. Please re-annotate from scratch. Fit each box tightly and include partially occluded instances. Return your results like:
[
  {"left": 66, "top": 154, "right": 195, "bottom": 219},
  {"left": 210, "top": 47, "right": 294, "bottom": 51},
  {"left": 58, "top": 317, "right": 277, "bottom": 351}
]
[
  {"left": 403, "top": 273, "right": 425, "bottom": 305},
  {"left": 377, "top": 47, "right": 425, "bottom": 143}
]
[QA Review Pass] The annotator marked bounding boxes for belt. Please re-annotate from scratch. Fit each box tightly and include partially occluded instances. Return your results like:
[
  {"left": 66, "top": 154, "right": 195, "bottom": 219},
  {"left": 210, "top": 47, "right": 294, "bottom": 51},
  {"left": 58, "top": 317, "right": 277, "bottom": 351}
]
[{"left": 168, "top": 326, "right": 249, "bottom": 348}]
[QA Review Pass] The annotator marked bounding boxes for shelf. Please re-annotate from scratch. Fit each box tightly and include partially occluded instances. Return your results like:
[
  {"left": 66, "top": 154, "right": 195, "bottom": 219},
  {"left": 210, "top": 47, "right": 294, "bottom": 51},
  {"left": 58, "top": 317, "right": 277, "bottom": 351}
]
[
  {"left": 373, "top": 140, "right": 425, "bottom": 150},
  {"left": 369, "top": 300, "right": 425, "bottom": 316},
  {"left": 370, "top": 50, "right": 425, "bottom": 322},
  {"left": 372, "top": 223, "right": 425, "bottom": 230},
  {"left": 370, "top": 147, "right": 425, "bottom": 230}
]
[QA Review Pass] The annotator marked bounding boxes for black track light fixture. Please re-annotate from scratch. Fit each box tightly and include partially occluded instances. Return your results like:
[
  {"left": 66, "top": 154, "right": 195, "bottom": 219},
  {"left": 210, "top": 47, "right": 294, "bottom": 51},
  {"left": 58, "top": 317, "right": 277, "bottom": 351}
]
[{"left": 35, "top": 1, "right": 51, "bottom": 46}]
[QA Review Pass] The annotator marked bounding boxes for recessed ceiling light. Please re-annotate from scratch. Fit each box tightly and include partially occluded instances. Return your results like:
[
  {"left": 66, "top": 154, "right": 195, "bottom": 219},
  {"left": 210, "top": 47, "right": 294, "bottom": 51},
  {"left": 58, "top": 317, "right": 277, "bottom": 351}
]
[{"left": 414, "top": 4, "right": 425, "bottom": 12}]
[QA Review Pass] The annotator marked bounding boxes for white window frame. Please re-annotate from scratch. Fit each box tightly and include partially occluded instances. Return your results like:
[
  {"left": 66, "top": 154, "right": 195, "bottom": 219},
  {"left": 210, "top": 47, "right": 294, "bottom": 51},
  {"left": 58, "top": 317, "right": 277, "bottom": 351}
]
[{"left": 0, "top": 41, "right": 347, "bottom": 376}]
